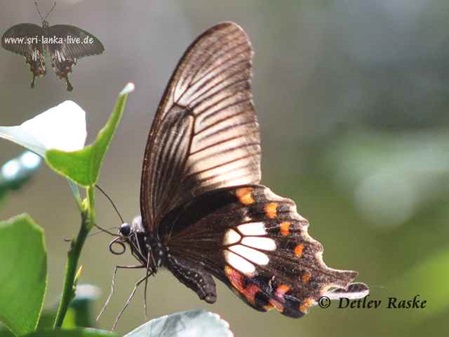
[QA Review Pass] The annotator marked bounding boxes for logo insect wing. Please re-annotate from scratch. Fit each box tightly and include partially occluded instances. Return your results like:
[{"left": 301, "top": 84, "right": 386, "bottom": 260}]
[{"left": 1, "top": 23, "right": 46, "bottom": 87}]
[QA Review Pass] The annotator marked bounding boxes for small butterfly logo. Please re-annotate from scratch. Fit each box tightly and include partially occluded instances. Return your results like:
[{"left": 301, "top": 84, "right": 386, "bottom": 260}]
[{"left": 1, "top": 1, "right": 104, "bottom": 91}]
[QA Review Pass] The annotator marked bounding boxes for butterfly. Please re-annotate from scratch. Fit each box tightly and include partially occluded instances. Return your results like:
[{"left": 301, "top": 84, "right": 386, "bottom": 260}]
[
  {"left": 107, "top": 21, "right": 369, "bottom": 325},
  {"left": 1, "top": 1, "right": 104, "bottom": 91}
]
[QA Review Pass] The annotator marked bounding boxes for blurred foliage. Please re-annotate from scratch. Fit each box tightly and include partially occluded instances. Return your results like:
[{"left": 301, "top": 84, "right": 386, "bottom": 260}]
[
  {"left": 322, "top": 129, "right": 449, "bottom": 228},
  {"left": 0, "top": 151, "right": 42, "bottom": 204}
]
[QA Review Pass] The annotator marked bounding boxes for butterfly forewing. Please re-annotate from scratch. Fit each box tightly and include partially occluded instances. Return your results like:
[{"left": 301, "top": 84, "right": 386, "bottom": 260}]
[
  {"left": 2, "top": 23, "right": 42, "bottom": 56},
  {"left": 1, "top": 23, "right": 46, "bottom": 86},
  {"left": 141, "top": 22, "right": 261, "bottom": 229},
  {"left": 47, "top": 24, "right": 104, "bottom": 59}
]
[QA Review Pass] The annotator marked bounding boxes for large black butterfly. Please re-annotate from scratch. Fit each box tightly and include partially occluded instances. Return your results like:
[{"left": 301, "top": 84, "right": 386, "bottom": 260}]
[
  {"left": 1, "top": 2, "right": 104, "bottom": 91},
  {"left": 108, "top": 22, "right": 368, "bottom": 323}
]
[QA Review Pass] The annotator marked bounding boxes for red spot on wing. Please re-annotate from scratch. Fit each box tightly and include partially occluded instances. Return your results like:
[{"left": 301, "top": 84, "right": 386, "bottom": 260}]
[{"left": 224, "top": 266, "right": 260, "bottom": 305}]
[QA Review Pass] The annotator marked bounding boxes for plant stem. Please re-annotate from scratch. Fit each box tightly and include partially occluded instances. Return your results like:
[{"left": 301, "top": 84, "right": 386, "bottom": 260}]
[{"left": 54, "top": 185, "right": 95, "bottom": 327}]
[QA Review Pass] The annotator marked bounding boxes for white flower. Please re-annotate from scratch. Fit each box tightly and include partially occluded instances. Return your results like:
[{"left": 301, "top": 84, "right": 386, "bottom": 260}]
[{"left": 0, "top": 101, "right": 87, "bottom": 157}]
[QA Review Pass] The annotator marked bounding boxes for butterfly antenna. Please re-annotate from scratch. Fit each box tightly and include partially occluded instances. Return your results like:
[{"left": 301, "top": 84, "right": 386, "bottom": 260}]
[
  {"left": 34, "top": 1, "right": 56, "bottom": 22},
  {"left": 45, "top": 1, "right": 56, "bottom": 21},
  {"left": 34, "top": 1, "right": 44, "bottom": 21},
  {"left": 88, "top": 227, "right": 118, "bottom": 238},
  {"left": 96, "top": 184, "right": 125, "bottom": 224}
]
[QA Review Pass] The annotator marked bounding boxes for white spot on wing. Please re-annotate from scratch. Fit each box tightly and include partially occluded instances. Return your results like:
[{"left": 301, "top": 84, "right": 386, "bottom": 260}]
[
  {"left": 242, "top": 237, "right": 276, "bottom": 251},
  {"left": 224, "top": 229, "right": 241, "bottom": 245},
  {"left": 224, "top": 250, "right": 255, "bottom": 275},
  {"left": 237, "top": 222, "right": 266, "bottom": 236},
  {"left": 229, "top": 245, "right": 269, "bottom": 265}
]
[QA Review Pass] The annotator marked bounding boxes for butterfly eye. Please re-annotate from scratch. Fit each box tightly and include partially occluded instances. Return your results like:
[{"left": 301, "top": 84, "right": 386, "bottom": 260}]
[{"left": 119, "top": 223, "right": 131, "bottom": 237}]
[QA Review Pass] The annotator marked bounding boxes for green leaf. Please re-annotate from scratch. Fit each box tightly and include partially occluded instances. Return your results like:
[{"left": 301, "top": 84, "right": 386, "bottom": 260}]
[
  {"left": 46, "top": 84, "right": 134, "bottom": 186},
  {"left": 23, "top": 328, "right": 119, "bottom": 337},
  {"left": 0, "top": 327, "right": 15, "bottom": 337},
  {"left": 0, "top": 215, "right": 47, "bottom": 336},
  {"left": 124, "top": 310, "right": 233, "bottom": 337}
]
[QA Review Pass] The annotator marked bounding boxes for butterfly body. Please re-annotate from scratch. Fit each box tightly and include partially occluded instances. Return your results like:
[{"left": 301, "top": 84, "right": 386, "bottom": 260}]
[
  {"left": 113, "top": 21, "right": 368, "bottom": 321},
  {"left": 1, "top": 19, "right": 104, "bottom": 91}
]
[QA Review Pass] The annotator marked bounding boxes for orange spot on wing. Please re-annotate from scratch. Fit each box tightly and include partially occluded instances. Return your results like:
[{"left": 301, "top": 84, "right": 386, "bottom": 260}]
[
  {"left": 269, "top": 298, "right": 285, "bottom": 311},
  {"left": 299, "top": 298, "right": 315, "bottom": 313},
  {"left": 279, "top": 222, "right": 291, "bottom": 236},
  {"left": 301, "top": 272, "right": 312, "bottom": 284},
  {"left": 275, "top": 284, "right": 291, "bottom": 298},
  {"left": 294, "top": 244, "right": 304, "bottom": 257},
  {"left": 265, "top": 202, "right": 278, "bottom": 219},
  {"left": 236, "top": 187, "right": 255, "bottom": 205},
  {"left": 263, "top": 303, "right": 274, "bottom": 311}
]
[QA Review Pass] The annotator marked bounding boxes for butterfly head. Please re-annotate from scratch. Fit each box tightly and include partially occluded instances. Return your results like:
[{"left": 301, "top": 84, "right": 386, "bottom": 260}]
[
  {"left": 118, "top": 223, "right": 131, "bottom": 237},
  {"left": 114, "top": 215, "right": 145, "bottom": 249},
  {"left": 118, "top": 215, "right": 143, "bottom": 238},
  {"left": 109, "top": 215, "right": 160, "bottom": 273}
]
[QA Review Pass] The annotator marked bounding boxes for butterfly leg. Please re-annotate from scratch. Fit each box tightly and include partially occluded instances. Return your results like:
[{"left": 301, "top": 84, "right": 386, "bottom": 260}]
[
  {"left": 167, "top": 255, "right": 217, "bottom": 304},
  {"left": 96, "top": 264, "right": 145, "bottom": 323},
  {"left": 143, "top": 250, "right": 155, "bottom": 320},
  {"left": 112, "top": 272, "right": 153, "bottom": 330}
]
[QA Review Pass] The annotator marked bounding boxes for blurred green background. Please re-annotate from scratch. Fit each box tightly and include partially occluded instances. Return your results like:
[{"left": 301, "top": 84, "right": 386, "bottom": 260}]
[{"left": 1, "top": 0, "right": 448, "bottom": 336}]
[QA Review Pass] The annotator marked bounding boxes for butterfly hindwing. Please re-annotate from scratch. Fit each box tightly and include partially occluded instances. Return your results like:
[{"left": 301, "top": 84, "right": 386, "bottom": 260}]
[
  {"left": 141, "top": 22, "right": 261, "bottom": 229},
  {"left": 46, "top": 24, "right": 104, "bottom": 91},
  {"left": 161, "top": 185, "right": 362, "bottom": 318},
  {"left": 1, "top": 23, "right": 46, "bottom": 87}
]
